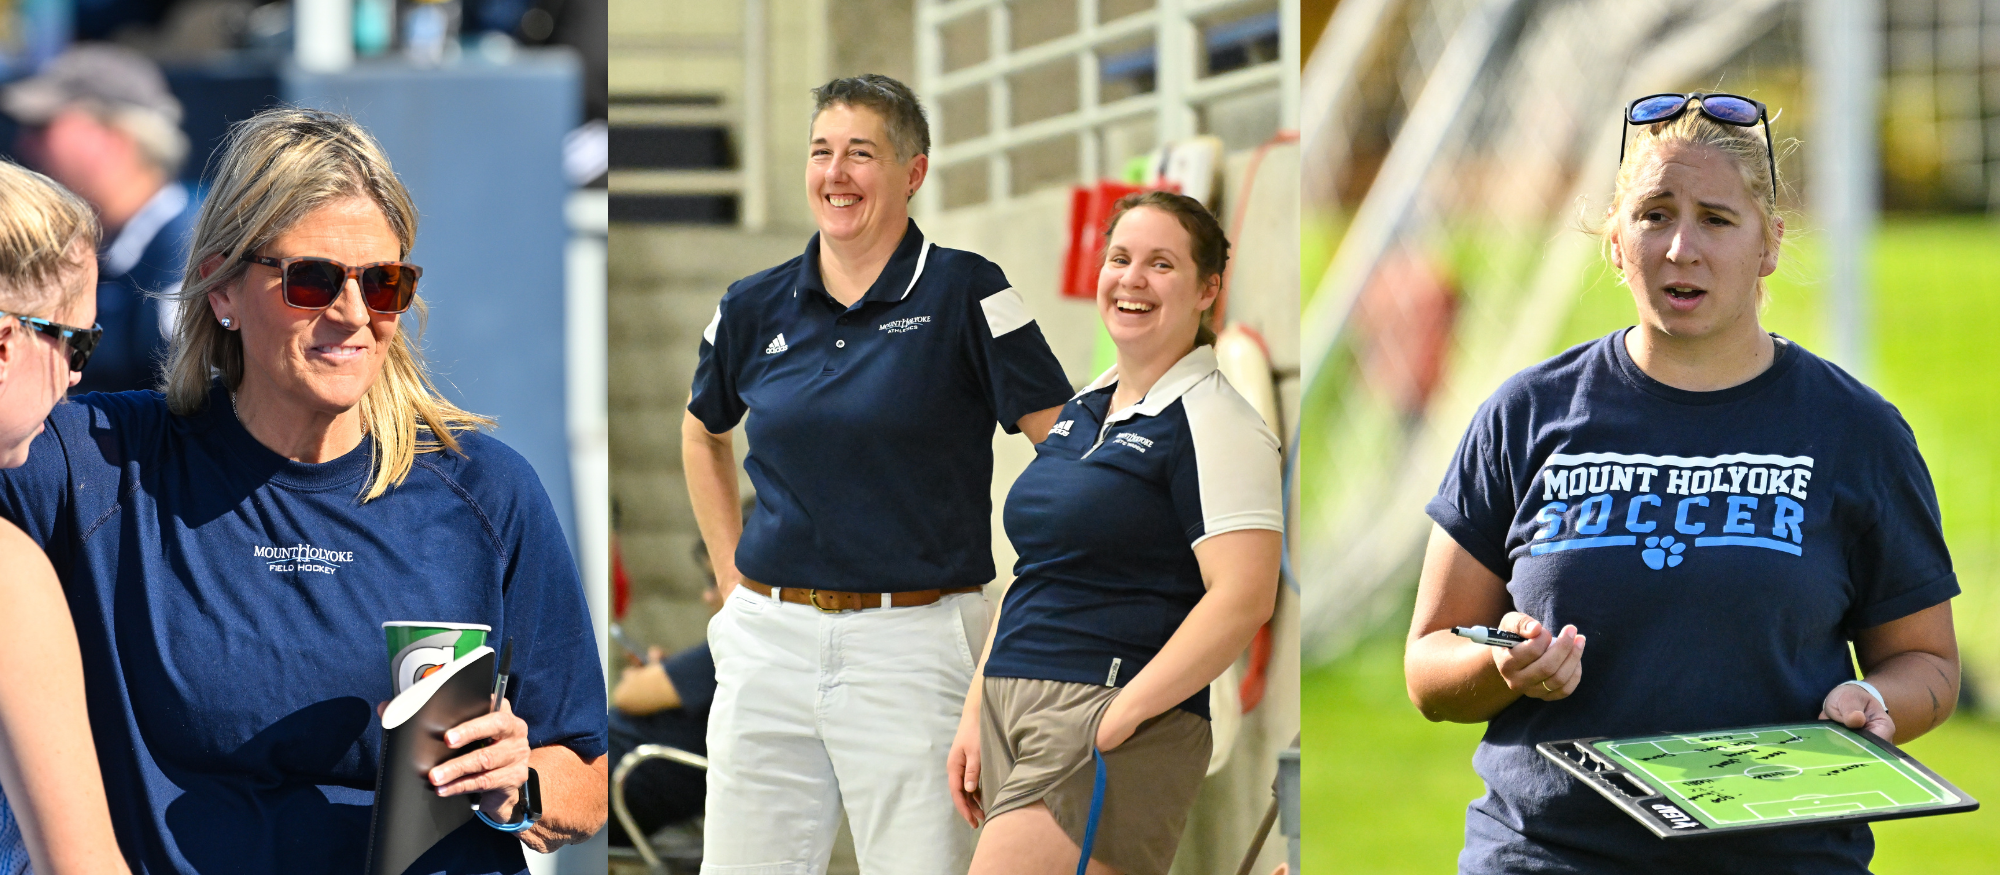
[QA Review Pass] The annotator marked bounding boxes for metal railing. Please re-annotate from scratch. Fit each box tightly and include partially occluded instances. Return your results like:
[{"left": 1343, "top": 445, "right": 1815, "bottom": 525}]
[
  {"left": 610, "top": 744, "right": 710, "bottom": 875},
  {"left": 916, "top": 0, "right": 1299, "bottom": 212}
]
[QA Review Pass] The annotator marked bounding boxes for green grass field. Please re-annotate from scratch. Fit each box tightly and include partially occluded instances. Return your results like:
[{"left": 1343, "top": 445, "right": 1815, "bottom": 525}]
[{"left": 1302, "top": 217, "right": 2000, "bottom": 871}]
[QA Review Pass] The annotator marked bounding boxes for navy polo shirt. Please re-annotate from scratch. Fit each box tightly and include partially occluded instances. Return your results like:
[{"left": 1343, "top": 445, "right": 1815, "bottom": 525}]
[
  {"left": 985, "top": 346, "right": 1284, "bottom": 718},
  {"left": 688, "top": 220, "right": 1073, "bottom": 593}
]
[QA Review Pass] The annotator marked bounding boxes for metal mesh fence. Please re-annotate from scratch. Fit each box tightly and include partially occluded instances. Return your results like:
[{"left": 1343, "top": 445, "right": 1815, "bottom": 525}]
[{"left": 1297, "top": 0, "right": 1800, "bottom": 661}]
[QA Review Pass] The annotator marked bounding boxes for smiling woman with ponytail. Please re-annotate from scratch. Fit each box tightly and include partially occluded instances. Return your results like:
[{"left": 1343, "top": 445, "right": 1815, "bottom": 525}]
[{"left": 948, "top": 191, "right": 1284, "bottom": 875}]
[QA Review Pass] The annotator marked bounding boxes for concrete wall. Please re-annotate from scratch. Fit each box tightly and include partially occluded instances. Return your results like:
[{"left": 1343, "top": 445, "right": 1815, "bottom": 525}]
[
  {"left": 609, "top": 228, "right": 801, "bottom": 651},
  {"left": 828, "top": 0, "right": 917, "bottom": 85}
]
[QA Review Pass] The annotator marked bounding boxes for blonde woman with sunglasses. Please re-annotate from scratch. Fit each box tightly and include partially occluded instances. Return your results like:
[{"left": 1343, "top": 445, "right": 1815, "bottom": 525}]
[
  {"left": 1406, "top": 94, "right": 1960, "bottom": 872},
  {"left": 0, "top": 161, "right": 133, "bottom": 874},
  {"left": 0, "top": 110, "right": 607, "bottom": 874}
]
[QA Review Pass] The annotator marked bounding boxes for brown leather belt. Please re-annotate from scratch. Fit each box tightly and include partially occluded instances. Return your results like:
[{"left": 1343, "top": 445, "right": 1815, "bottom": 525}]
[{"left": 737, "top": 579, "right": 983, "bottom": 613}]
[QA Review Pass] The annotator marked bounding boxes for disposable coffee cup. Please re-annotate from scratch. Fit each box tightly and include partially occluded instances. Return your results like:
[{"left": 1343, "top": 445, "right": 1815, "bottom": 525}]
[{"left": 383, "top": 621, "right": 490, "bottom": 694}]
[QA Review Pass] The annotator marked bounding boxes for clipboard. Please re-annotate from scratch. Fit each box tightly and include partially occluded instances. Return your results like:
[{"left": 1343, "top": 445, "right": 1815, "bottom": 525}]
[
  {"left": 364, "top": 646, "right": 496, "bottom": 875},
  {"left": 1538, "top": 720, "right": 1978, "bottom": 838}
]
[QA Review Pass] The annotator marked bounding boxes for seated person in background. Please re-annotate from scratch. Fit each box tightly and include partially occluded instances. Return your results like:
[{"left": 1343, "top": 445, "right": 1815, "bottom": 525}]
[
  {"left": 3, "top": 44, "right": 201, "bottom": 394},
  {"left": 608, "top": 538, "right": 723, "bottom": 846}
]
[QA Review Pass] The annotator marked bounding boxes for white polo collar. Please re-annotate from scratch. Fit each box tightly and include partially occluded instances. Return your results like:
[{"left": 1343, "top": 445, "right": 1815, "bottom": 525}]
[
  {"left": 1075, "top": 345, "right": 1220, "bottom": 424},
  {"left": 100, "top": 182, "right": 189, "bottom": 278}
]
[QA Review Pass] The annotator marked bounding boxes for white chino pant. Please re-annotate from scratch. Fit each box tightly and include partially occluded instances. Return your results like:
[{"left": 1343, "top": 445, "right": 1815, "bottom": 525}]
[{"left": 701, "top": 584, "right": 990, "bottom": 875}]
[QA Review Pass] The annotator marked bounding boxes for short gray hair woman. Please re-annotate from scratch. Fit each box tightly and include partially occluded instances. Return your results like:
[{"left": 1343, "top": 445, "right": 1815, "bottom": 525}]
[{"left": 0, "top": 109, "right": 608, "bottom": 874}]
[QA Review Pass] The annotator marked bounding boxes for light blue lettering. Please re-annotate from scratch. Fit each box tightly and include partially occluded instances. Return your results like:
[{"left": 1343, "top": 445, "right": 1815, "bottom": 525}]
[
  {"left": 1724, "top": 496, "right": 1758, "bottom": 533},
  {"left": 1533, "top": 502, "right": 1569, "bottom": 540},
  {"left": 1675, "top": 496, "right": 1710, "bottom": 535},
  {"left": 1625, "top": 494, "right": 1661, "bottom": 532},
  {"left": 1576, "top": 495, "right": 1613, "bottom": 535},
  {"left": 1773, "top": 495, "right": 1805, "bottom": 543}
]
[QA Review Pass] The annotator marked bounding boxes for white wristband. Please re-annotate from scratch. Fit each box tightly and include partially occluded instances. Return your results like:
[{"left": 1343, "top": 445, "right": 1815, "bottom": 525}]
[{"left": 1839, "top": 679, "right": 1889, "bottom": 715}]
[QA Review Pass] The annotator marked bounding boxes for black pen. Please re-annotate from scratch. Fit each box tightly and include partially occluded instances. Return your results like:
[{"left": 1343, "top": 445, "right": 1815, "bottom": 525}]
[
  {"left": 491, "top": 638, "right": 514, "bottom": 713},
  {"left": 1452, "top": 625, "right": 1528, "bottom": 649}
]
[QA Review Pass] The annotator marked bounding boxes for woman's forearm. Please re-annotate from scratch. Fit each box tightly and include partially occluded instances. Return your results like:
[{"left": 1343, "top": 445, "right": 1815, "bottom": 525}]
[
  {"left": 0, "top": 532, "right": 130, "bottom": 875},
  {"left": 1113, "top": 530, "right": 1280, "bottom": 727},
  {"left": 681, "top": 409, "right": 744, "bottom": 597},
  {"left": 1852, "top": 600, "right": 1959, "bottom": 744},
  {"left": 1403, "top": 629, "right": 1518, "bottom": 723},
  {"left": 520, "top": 747, "right": 608, "bottom": 853},
  {"left": 1864, "top": 650, "right": 1958, "bottom": 743},
  {"left": 1404, "top": 525, "right": 1522, "bottom": 723}
]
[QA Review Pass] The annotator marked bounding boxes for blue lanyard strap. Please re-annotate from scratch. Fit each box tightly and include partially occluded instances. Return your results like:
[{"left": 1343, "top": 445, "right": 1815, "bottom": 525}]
[{"left": 1076, "top": 749, "right": 1108, "bottom": 875}]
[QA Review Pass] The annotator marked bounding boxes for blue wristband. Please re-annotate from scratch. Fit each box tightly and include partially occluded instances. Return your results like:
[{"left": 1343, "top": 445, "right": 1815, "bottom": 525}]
[{"left": 475, "top": 767, "right": 542, "bottom": 833}]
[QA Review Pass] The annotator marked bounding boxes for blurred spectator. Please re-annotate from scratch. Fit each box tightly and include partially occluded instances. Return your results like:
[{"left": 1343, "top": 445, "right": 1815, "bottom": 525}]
[
  {"left": 4, "top": 44, "right": 199, "bottom": 394},
  {"left": 608, "top": 536, "right": 724, "bottom": 846}
]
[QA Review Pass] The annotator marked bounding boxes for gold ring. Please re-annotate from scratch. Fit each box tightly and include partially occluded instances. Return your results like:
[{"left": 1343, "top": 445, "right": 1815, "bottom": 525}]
[{"left": 1539, "top": 679, "right": 1554, "bottom": 693}]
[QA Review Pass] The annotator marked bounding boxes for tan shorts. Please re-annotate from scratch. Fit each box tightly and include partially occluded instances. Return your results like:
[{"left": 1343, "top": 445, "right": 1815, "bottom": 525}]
[{"left": 979, "top": 676, "right": 1211, "bottom": 875}]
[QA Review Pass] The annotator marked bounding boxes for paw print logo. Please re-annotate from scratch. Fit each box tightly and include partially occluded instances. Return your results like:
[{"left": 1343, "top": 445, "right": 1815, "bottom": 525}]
[{"left": 1642, "top": 535, "right": 1686, "bottom": 570}]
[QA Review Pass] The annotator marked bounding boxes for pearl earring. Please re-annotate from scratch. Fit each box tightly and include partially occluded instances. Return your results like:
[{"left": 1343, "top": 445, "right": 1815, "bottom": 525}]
[{"left": 220, "top": 317, "right": 233, "bottom": 328}]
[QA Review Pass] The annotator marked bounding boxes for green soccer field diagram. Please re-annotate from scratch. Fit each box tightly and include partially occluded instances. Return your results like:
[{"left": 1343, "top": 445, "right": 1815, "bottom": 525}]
[{"left": 1591, "top": 725, "right": 1961, "bottom": 827}]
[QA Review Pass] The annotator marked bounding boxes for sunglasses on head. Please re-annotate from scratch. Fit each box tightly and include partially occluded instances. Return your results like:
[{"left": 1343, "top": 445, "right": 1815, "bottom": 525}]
[
  {"left": 0, "top": 310, "right": 102, "bottom": 372},
  {"left": 1620, "top": 92, "right": 1777, "bottom": 203},
  {"left": 239, "top": 252, "right": 421, "bottom": 314}
]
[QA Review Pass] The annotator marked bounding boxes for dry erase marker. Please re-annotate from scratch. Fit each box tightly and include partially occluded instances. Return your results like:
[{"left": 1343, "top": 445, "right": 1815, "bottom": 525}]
[{"left": 1453, "top": 626, "right": 1527, "bottom": 649}]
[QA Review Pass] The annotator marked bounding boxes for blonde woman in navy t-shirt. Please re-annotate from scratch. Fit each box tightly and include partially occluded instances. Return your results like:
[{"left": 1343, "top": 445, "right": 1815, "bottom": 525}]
[
  {"left": 947, "top": 192, "right": 1285, "bottom": 875},
  {"left": 0, "top": 111, "right": 607, "bottom": 875},
  {"left": 1408, "top": 95, "right": 1962, "bottom": 872}
]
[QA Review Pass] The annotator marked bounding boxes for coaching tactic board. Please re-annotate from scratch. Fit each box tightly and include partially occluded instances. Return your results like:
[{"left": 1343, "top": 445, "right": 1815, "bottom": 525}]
[{"left": 1538, "top": 722, "right": 1977, "bottom": 838}]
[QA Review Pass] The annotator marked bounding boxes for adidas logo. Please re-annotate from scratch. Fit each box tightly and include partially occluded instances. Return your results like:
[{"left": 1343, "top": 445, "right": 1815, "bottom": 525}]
[
  {"left": 1049, "top": 419, "right": 1073, "bottom": 437},
  {"left": 764, "top": 333, "right": 788, "bottom": 355}
]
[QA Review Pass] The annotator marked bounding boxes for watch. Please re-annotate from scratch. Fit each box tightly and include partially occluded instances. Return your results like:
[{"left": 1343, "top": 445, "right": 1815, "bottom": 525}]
[{"left": 474, "top": 767, "right": 542, "bottom": 833}]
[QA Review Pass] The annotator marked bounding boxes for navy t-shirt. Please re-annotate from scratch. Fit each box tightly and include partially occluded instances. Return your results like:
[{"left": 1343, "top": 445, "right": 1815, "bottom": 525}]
[
  {"left": 0, "top": 386, "right": 607, "bottom": 875},
  {"left": 83, "top": 182, "right": 198, "bottom": 395},
  {"left": 986, "top": 346, "right": 1283, "bottom": 719},
  {"left": 1427, "top": 330, "right": 1958, "bottom": 874},
  {"left": 688, "top": 220, "right": 1073, "bottom": 593}
]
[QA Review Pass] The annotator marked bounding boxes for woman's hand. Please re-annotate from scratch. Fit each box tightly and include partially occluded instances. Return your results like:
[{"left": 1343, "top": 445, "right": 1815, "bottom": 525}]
[
  {"left": 946, "top": 703, "right": 984, "bottom": 827},
  {"left": 430, "top": 697, "right": 534, "bottom": 820},
  {"left": 1820, "top": 683, "right": 1897, "bottom": 743},
  {"left": 1491, "top": 612, "right": 1586, "bottom": 701},
  {"left": 1094, "top": 694, "right": 1140, "bottom": 752}
]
